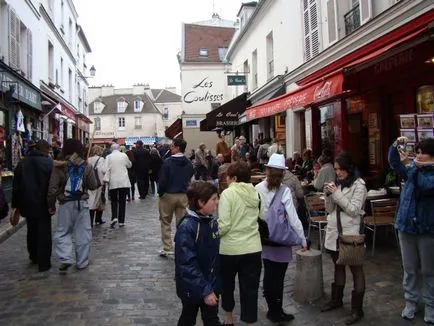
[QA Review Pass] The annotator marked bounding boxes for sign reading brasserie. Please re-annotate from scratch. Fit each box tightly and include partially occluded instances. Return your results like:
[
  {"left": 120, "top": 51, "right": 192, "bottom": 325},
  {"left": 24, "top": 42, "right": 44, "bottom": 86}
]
[
  {"left": 227, "top": 75, "right": 246, "bottom": 86},
  {"left": 0, "top": 71, "right": 41, "bottom": 110},
  {"left": 183, "top": 77, "right": 224, "bottom": 104},
  {"left": 216, "top": 111, "right": 239, "bottom": 127}
]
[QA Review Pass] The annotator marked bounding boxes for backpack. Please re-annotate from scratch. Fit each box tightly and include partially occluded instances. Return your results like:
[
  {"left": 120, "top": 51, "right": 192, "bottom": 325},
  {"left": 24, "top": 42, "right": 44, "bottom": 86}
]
[
  {"left": 265, "top": 186, "right": 301, "bottom": 247},
  {"left": 64, "top": 161, "right": 86, "bottom": 200}
]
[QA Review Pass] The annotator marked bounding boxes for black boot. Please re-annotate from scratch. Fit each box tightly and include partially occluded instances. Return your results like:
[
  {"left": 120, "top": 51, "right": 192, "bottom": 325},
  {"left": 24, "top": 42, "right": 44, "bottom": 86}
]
[
  {"left": 345, "top": 291, "right": 364, "bottom": 325},
  {"left": 321, "top": 283, "right": 344, "bottom": 312}
]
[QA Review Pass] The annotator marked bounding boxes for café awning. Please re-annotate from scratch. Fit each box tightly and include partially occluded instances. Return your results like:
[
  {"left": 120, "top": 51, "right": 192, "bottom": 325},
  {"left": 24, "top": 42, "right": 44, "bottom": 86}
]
[
  {"left": 165, "top": 118, "right": 183, "bottom": 139},
  {"left": 200, "top": 92, "right": 250, "bottom": 131}
]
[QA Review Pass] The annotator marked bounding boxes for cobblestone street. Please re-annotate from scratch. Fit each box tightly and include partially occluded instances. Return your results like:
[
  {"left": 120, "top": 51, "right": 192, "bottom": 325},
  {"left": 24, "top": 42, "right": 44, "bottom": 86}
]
[{"left": 0, "top": 196, "right": 426, "bottom": 325}]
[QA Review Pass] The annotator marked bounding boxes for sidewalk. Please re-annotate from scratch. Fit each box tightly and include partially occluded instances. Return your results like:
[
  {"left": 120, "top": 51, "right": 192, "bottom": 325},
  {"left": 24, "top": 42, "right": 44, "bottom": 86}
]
[{"left": 0, "top": 197, "right": 426, "bottom": 325}]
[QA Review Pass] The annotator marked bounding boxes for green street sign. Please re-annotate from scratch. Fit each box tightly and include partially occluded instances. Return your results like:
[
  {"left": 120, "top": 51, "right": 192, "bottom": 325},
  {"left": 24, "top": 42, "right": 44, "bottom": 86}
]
[{"left": 227, "top": 75, "right": 246, "bottom": 86}]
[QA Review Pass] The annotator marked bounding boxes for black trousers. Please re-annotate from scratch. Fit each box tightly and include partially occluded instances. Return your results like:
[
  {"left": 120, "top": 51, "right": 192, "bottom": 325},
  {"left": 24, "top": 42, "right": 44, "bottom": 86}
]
[
  {"left": 150, "top": 173, "right": 158, "bottom": 194},
  {"left": 194, "top": 166, "right": 208, "bottom": 181},
  {"left": 109, "top": 188, "right": 129, "bottom": 223},
  {"left": 26, "top": 217, "right": 52, "bottom": 271},
  {"left": 136, "top": 171, "right": 149, "bottom": 198},
  {"left": 127, "top": 184, "right": 135, "bottom": 200},
  {"left": 263, "top": 259, "right": 289, "bottom": 315},
  {"left": 178, "top": 301, "right": 220, "bottom": 326},
  {"left": 220, "top": 252, "right": 262, "bottom": 323},
  {"left": 89, "top": 209, "right": 103, "bottom": 227}
]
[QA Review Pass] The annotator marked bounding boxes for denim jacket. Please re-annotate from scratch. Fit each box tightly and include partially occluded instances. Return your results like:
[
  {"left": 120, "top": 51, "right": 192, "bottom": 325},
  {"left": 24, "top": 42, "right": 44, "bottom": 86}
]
[{"left": 388, "top": 144, "right": 434, "bottom": 235}]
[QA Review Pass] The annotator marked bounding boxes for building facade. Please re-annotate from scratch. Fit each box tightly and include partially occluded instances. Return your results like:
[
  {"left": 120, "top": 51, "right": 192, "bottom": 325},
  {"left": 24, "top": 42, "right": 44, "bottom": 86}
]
[
  {"left": 88, "top": 85, "right": 165, "bottom": 146},
  {"left": 0, "top": 0, "right": 93, "bottom": 173}
]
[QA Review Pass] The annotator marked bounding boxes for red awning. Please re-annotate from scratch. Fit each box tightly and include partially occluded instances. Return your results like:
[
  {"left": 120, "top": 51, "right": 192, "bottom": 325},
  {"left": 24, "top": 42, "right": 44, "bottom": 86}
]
[
  {"left": 246, "top": 72, "right": 343, "bottom": 121},
  {"left": 93, "top": 137, "right": 125, "bottom": 144},
  {"left": 165, "top": 118, "right": 183, "bottom": 139}
]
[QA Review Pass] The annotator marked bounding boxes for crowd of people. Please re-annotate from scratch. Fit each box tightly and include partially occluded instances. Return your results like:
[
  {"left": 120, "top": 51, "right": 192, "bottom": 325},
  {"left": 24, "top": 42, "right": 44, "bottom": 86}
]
[{"left": 2, "top": 133, "right": 433, "bottom": 325}]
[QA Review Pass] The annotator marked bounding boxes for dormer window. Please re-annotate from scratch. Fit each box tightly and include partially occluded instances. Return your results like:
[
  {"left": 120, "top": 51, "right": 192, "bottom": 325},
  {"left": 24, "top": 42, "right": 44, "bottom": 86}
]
[
  {"left": 93, "top": 101, "right": 104, "bottom": 114},
  {"left": 134, "top": 99, "right": 143, "bottom": 112},
  {"left": 117, "top": 98, "right": 128, "bottom": 113},
  {"left": 199, "top": 48, "right": 208, "bottom": 57}
]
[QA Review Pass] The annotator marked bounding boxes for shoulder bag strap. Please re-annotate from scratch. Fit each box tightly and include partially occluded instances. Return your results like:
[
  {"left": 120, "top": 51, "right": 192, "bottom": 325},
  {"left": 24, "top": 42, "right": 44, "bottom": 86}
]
[
  {"left": 269, "top": 186, "right": 282, "bottom": 207},
  {"left": 94, "top": 157, "right": 101, "bottom": 169},
  {"left": 336, "top": 205, "right": 343, "bottom": 235}
]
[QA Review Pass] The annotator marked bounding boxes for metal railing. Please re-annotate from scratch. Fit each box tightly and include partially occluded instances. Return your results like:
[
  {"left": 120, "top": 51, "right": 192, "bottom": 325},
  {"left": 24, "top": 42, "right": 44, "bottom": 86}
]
[{"left": 344, "top": 4, "right": 361, "bottom": 35}]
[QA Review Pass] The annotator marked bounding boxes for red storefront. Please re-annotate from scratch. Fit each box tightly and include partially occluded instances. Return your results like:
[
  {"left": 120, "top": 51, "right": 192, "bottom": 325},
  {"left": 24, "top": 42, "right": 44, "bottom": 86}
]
[{"left": 244, "top": 11, "right": 434, "bottom": 187}]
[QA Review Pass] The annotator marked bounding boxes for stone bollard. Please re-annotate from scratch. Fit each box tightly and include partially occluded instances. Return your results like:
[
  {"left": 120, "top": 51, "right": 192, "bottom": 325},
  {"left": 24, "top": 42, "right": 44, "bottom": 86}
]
[{"left": 293, "top": 248, "right": 323, "bottom": 304}]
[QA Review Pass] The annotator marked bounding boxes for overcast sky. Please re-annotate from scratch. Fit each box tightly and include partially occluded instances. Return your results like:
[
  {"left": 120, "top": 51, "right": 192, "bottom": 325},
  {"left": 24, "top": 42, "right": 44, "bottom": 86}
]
[{"left": 74, "top": 0, "right": 242, "bottom": 93}]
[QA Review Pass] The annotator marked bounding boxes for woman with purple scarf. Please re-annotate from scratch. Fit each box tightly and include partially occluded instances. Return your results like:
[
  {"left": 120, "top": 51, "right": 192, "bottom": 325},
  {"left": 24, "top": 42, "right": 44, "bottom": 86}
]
[{"left": 255, "top": 153, "right": 307, "bottom": 323}]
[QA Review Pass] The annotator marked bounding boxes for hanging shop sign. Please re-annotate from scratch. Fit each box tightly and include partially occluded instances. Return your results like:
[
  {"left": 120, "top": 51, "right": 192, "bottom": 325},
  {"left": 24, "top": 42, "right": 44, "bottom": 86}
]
[
  {"left": 0, "top": 71, "right": 41, "bottom": 110},
  {"left": 227, "top": 75, "right": 246, "bottom": 86}
]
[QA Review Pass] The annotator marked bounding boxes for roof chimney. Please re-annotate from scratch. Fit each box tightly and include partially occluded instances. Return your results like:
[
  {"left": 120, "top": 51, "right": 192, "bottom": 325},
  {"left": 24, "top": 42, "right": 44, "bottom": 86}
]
[{"left": 212, "top": 13, "right": 220, "bottom": 20}]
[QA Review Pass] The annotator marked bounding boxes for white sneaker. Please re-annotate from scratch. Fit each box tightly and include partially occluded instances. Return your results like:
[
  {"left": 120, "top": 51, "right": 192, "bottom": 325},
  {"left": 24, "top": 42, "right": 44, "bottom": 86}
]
[
  {"left": 119, "top": 223, "right": 124, "bottom": 227},
  {"left": 110, "top": 218, "right": 118, "bottom": 228}
]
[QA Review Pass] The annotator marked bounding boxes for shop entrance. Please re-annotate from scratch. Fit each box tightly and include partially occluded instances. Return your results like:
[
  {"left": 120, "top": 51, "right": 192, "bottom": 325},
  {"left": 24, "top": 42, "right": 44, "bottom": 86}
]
[{"left": 347, "top": 113, "right": 369, "bottom": 177}]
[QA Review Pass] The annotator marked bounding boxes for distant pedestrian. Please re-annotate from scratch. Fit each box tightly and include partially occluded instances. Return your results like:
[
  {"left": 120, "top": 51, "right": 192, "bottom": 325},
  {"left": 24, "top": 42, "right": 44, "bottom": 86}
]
[
  {"left": 175, "top": 181, "right": 220, "bottom": 326},
  {"left": 134, "top": 140, "right": 152, "bottom": 199},
  {"left": 216, "top": 134, "right": 231, "bottom": 163},
  {"left": 12, "top": 140, "right": 52, "bottom": 272},
  {"left": 105, "top": 143, "right": 132, "bottom": 228},
  {"left": 194, "top": 143, "right": 208, "bottom": 180},
  {"left": 158, "top": 138, "right": 194, "bottom": 257},
  {"left": 87, "top": 145, "right": 106, "bottom": 227},
  {"left": 48, "top": 139, "right": 98, "bottom": 273},
  {"left": 150, "top": 148, "right": 163, "bottom": 195},
  {"left": 126, "top": 150, "right": 136, "bottom": 201}
]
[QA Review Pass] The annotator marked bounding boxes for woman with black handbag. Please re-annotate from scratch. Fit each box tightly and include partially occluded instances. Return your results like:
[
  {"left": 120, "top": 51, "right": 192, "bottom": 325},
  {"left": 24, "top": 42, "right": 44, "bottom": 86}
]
[{"left": 321, "top": 152, "right": 367, "bottom": 325}]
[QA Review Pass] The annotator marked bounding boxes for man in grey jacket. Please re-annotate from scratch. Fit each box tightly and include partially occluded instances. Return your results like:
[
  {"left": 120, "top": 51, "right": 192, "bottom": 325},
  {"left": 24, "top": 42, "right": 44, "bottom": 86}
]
[{"left": 194, "top": 143, "right": 208, "bottom": 180}]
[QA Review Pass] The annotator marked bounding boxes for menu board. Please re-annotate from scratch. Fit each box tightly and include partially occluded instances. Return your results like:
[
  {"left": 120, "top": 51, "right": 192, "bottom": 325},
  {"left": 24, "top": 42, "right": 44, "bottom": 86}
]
[{"left": 398, "top": 113, "right": 434, "bottom": 156}]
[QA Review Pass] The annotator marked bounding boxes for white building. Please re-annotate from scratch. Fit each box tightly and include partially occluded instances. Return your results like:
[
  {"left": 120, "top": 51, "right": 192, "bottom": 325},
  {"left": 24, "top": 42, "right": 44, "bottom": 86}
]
[
  {"left": 0, "top": 0, "right": 93, "bottom": 170},
  {"left": 88, "top": 85, "right": 165, "bottom": 145},
  {"left": 174, "top": 14, "right": 236, "bottom": 153},
  {"left": 148, "top": 86, "right": 182, "bottom": 129}
]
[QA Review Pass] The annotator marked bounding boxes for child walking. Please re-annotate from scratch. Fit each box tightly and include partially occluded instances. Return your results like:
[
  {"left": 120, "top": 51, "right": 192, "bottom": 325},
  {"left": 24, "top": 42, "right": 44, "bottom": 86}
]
[{"left": 175, "top": 181, "right": 221, "bottom": 326}]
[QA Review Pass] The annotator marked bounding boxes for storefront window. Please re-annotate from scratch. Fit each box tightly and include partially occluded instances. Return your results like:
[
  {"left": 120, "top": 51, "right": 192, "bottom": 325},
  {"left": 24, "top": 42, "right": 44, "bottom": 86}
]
[{"left": 319, "top": 104, "right": 334, "bottom": 152}]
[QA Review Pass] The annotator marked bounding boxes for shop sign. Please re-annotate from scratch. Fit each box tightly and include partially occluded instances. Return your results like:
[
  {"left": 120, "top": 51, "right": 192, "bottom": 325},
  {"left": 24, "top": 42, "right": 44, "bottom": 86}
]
[
  {"left": 184, "top": 119, "right": 198, "bottom": 127},
  {"left": 0, "top": 71, "right": 41, "bottom": 110},
  {"left": 215, "top": 111, "right": 239, "bottom": 127},
  {"left": 77, "top": 118, "right": 90, "bottom": 132},
  {"left": 95, "top": 131, "right": 114, "bottom": 137},
  {"left": 59, "top": 104, "right": 76, "bottom": 120},
  {"left": 227, "top": 75, "right": 246, "bottom": 86},
  {"left": 183, "top": 77, "right": 224, "bottom": 104},
  {"left": 374, "top": 48, "right": 414, "bottom": 74},
  {"left": 246, "top": 73, "right": 343, "bottom": 121}
]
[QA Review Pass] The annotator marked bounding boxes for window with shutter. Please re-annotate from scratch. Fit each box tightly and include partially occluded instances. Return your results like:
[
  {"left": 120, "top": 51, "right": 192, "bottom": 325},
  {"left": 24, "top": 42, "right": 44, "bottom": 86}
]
[
  {"left": 8, "top": 7, "right": 19, "bottom": 69},
  {"left": 326, "top": 0, "right": 338, "bottom": 44},
  {"left": 302, "top": 0, "right": 320, "bottom": 61},
  {"left": 27, "top": 30, "right": 32, "bottom": 80},
  {"left": 359, "top": 0, "right": 372, "bottom": 24}
]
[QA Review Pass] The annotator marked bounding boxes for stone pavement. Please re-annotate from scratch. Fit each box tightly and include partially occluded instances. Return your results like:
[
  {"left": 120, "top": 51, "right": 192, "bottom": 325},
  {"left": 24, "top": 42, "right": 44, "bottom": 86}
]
[{"left": 0, "top": 196, "right": 427, "bottom": 325}]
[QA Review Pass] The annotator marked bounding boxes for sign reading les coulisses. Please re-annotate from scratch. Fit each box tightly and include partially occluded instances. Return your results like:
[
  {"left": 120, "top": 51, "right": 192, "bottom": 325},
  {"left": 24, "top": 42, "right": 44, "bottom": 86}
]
[{"left": 245, "top": 73, "right": 343, "bottom": 121}]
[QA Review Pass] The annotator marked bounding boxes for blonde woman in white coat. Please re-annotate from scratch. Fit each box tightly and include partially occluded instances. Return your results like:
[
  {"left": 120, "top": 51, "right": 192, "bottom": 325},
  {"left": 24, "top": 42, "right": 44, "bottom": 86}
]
[
  {"left": 321, "top": 153, "right": 367, "bottom": 325},
  {"left": 105, "top": 144, "right": 132, "bottom": 228},
  {"left": 87, "top": 145, "right": 107, "bottom": 227}
]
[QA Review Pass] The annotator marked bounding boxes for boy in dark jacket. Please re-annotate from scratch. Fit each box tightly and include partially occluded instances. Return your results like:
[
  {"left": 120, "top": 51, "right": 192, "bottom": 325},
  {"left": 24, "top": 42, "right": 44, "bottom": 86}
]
[{"left": 175, "top": 181, "right": 220, "bottom": 326}]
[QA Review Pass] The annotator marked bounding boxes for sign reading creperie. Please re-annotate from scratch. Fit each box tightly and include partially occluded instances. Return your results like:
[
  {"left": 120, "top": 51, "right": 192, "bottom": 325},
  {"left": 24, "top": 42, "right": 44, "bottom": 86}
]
[{"left": 246, "top": 73, "right": 343, "bottom": 121}]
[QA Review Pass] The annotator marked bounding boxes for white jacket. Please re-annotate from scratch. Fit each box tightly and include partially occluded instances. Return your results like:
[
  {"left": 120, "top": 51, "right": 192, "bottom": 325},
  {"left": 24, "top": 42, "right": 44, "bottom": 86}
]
[
  {"left": 104, "top": 150, "right": 132, "bottom": 190},
  {"left": 324, "top": 178, "right": 367, "bottom": 251},
  {"left": 87, "top": 156, "right": 106, "bottom": 210}
]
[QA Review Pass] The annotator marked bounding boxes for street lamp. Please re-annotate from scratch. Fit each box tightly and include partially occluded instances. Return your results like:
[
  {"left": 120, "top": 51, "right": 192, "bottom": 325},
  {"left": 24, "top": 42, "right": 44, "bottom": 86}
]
[{"left": 89, "top": 65, "right": 96, "bottom": 77}]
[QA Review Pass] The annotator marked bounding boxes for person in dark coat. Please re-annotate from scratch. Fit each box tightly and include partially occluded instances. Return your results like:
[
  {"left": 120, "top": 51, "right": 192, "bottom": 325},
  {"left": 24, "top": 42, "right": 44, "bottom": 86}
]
[
  {"left": 126, "top": 150, "right": 137, "bottom": 201},
  {"left": 150, "top": 148, "right": 163, "bottom": 196},
  {"left": 0, "top": 158, "right": 9, "bottom": 221},
  {"left": 175, "top": 181, "right": 221, "bottom": 326},
  {"left": 12, "top": 140, "right": 53, "bottom": 272},
  {"left": 133, "top": 140, "right": 152, "bottom": 199}
]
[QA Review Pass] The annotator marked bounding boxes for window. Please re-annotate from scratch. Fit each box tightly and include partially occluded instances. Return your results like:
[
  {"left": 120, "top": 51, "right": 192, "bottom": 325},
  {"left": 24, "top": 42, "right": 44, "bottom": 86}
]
[
  {"left": 163, "top": 108, "right": 169, "bottom": 120},
  {"left": 48, "top": 0, "right": 54, "bottom": 12},
  {"left": 327, "top": 0, "right": 338, "bottom": 43},
  {"left": 117, "top": 100, "right": 128, "bottom": 113},
  {"left": 61, "top": 0, "right": 65, "bottom": 29},
  {"left": 118, "top": 117, "right": 125, "bottom": 130},
  {"left": 48, "top": 41, "right": 54, "bottom": 82},
  {"left": 243, "top": 60, "right": 249, "bottom": 91},
  {"left": 18, "top": 22, "right": 32, "bottom": 79},
  {"left": 135, "top": 117, "right": 142, "bottom": 129},
  {"left": 199, "top": 48, "right": 208, "bottom": 57},
  {"left": 211, "top": 103, "right": 220, "bottom": 110},
  {"left": 252, "top": 49, "right": 258, "bottom": 89},
  {"left": 344, "top": 2, "right": 360, "bottom": 35},
  {"left": 68, "top": 69, "right": 72, "bottom": 101},
  {"left": 8, "top": 7, "right": 20, "bottom": 70},
  {"left": 68, "top": 18, "right": 73, "bottom": 49},
  {"left": 302, "top": 0, "right": 320, "bottom": 61},
  {"left": 266, "top": 32, "right": 274, "bottom": 79},
  {"left": 134, "top": 100, "right": 142, "bottom": 112},
  {"left": 60, "top": 57, "right": 64, "bottom": 87},
  {"left": 94, "top": 117, "right": 101, "bottom": 131},
  {"left": 218, "top": 47, "right": 228, "bottom": 62},
  {"left": 93, "top": 101, "right": 104, "bottom": 113}
]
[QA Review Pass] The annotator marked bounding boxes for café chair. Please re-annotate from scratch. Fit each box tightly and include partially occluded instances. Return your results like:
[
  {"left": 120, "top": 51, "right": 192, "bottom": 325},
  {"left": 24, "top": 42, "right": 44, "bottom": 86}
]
[
  {"left": 364, "top": 198, "right": 398, "bottom": 257},
  {"left": 304, "top": 193, "right": 327, "bottom": 251}
]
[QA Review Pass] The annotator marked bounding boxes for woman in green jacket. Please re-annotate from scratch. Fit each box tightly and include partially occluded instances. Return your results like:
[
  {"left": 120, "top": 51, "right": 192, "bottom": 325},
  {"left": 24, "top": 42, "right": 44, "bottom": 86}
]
[{"left": 218, "top": 161, "right": 262, "bottom": 326}]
